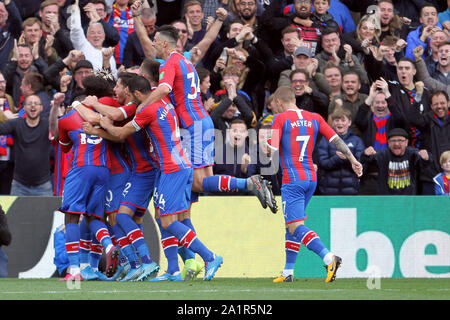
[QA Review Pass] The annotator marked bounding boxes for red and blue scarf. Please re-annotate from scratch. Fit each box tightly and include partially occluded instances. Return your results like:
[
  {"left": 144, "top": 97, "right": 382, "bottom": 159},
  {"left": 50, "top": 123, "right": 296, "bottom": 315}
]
[
  {"left": 0, "top": 100, "right": 14, "bottom": 156},
  {"left": 373, "top": 113, "right": 390, "bottom": 151}
]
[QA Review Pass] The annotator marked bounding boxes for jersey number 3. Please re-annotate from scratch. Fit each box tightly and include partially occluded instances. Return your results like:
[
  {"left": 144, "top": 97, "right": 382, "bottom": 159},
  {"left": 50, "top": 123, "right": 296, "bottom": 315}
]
[{"left": 187, "top": 72, "right": 200, "bottom": 99}]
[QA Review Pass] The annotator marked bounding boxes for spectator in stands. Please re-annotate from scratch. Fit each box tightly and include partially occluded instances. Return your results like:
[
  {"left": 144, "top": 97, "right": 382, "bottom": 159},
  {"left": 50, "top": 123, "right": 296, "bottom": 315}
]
[
  {"left": 424, "top": 28, "right": 448, "bottom": 75},
  {"left": 290, "top": 69, "right": 329, "bottom": 120},
  {"left": 0, "top": 0, "right": 22, "bottom": 72},
  {"left": 316, "top": 28, "right": 369, "bottom": 85},
  {"left": 414, "top": 45, "right": 450, "bottom": 97},
  {"left": 82, "top": 1, "right": 120, "bottom": 51},
  {"left": 197, "top": 67, "right": 214, "bottom": 112},
  {"left": 342, "top": 13, "right": 381, "bottom": 66},
  {"left": 105, "top": 0, "right": 135, "bottom": 65},
  {"left": 425, "top": 40, "right": 450, "bottom": 86},
  {"left": 210, "top": 65, "right": 255, "bottom": 137},
  {"left": 317, "top": 108, "right": 364, "bottom": 195},
  {"left": 405, "top": 3, "right": 442, "bottom": 61},
  {"left": 0, "top": 94, "right": 53, "bottom": 196},
  {"left": 322, "top": 63, "right": 343, "bottom": 98},
  {"left": 20, "top": 72, "right": 51, "bottom": 119},
  {"left": 354, "top": 78, "right": 407, "bottom": 194},
  {"left": 3, "top": 43, "right": 48, "bottom": 109},
  {"left": 184, "top": 0, "right": 207, "bottom": 50},
  {"left": 69, "top": 0, "right": 117, "bottom": 76},
  {"left": 39, "top": 0, "right": 73, "bottom": 59},
  {"left": 405, "top": 90, "right": 450, "bottom": 195},
  {"left": 433, "top": 150, "right": 450, "bottom": 195},
  {"left": 438, "top": 0, "right": 450, "bottom": 30},
  {"left": 21, "top": 17, "right": 58, "bottom": 66},
  {"left": 0, "top": 204, "right": 11, "bottom": 278},
  {"left": 360, "top": 127, "right": 431, "bottom": 195},
  {"left": 0, "top": 71, "right": 16, "bottom": 195},
  {"left": 213, "top": 118, "right": 254, "bottom": 195},
  {"left": 260, "top": 0, "right": 328, "bottom": 55},
  {"left": 123, "top": 7, "right": 157, "bottom": 68},
  {"left": 377, "top": 0, "right": 409, "bottom": 42},
  {"left": 250, "top": 124, "right": 282, "bottom": 195},
  {"left": 328, "top": 71, "right": 368, "bottom": 136}
]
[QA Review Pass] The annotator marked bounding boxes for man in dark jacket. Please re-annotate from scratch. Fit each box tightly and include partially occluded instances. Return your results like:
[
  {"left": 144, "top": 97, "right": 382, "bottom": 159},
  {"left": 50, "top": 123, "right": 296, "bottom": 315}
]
[
  {"left": 0, "top": 204, "right": 12, "bottom": 278},
  {"left": 360, "top": 128, "right": 431, "bottom": 195},
  {"left": 406, "top": 90, "right": 450, "bottom": 194}
]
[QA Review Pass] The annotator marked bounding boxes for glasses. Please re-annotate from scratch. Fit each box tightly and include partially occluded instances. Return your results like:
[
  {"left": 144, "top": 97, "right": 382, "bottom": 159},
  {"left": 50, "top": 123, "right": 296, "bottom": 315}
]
[
  {"left": 388, "top": 139, "right": 407, "bottom": 143},
  {"left": 240, "top": 1, "right": 256, "bottom": 7},
  {"left": 75, "top": 70, "right": 94, "bottom": 76},
  {"left": 295, "top": 0, "right": 311, "bottom": 4},
  {"left": 292, "top": 79, "right": 307, "bottom": 84},
  {"left": 175, "top": 28, "right": 188, "bottom": 34},
  {"left": 25, "top": 102, "right": 42, "bottom": 106}
]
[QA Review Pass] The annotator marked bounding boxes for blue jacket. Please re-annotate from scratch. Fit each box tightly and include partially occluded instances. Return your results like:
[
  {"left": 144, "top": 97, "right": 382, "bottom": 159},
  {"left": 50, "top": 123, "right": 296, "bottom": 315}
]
[
  {"left": 317, "top": 129, "right": 365, "bottom": 195},
  {"left": 433, "top": 172, "right": 450, "bottom": 196},
  {"left": 405, "top": 22, "right": 443, "bottom": 61}
]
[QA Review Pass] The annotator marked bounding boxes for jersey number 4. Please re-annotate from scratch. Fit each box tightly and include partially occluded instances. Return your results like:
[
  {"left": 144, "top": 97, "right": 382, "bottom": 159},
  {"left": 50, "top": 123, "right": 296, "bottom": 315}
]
[{"left": 296, "top": 135, "right": 310, "bottom": 162}]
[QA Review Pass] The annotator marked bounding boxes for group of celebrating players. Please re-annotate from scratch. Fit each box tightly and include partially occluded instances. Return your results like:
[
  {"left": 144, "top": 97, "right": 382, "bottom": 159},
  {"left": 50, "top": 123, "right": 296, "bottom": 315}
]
[{"left": 56, "top": 0, "right": 363, "bottom": 283}]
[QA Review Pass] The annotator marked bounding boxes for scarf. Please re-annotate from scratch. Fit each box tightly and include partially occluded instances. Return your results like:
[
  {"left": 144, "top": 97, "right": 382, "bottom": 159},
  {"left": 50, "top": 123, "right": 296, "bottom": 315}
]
[
  {"left": 373, "top": 113, "right": 390, "bottom": 151},
  {"left": 404, "top": 88, "right": 421, "bottom": 148}
]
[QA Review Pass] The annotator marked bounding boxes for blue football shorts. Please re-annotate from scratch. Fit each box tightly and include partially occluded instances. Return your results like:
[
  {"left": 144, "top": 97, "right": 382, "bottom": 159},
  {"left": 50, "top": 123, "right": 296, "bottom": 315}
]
[
  {"left": 281, "top": 180, "right": 317, "bottom": 224},
  {"left": 60, "top": 166, "right": 110, "bottom": 219},
  {"left": 153, "top": 167, "right": 193, "bottom": 216},
  {"left": 119, "top": 169, "right": 156, "bottom": 216},
  {"left": 180, "top": 116, "right": 215, "bottom": 169},
  {"left": 105, "top": 169, "right": 131, "bottom": 215}
]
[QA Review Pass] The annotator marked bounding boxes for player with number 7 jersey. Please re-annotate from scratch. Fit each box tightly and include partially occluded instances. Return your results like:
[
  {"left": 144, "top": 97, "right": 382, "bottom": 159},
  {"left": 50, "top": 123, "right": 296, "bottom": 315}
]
[{"left": 268, "top": 107, "right": 337, "bottom": 184}]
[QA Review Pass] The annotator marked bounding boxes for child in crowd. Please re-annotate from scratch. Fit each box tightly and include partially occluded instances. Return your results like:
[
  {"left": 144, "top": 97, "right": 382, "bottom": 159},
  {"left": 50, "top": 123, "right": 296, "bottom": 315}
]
[{"left": 433, "top": 150, "right": 450, "bottom": 196}]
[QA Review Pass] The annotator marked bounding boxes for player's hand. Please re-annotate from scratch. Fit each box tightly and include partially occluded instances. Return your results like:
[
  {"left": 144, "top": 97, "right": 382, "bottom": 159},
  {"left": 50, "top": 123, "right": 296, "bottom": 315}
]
[
  {"left": 82, "top": 122, "right": 95, "bottom": 134},
  {"left": 99, "top": 115, "right": 112, "bottom": 128},
  {"left": 82, "top": 95, "right": 99, "bottom": 108},
  {"left": 352, "top": 161, "right": 363, "bottom": 177},
  {"left": 53, "top": 92, "right": 66, "bottom": 106}
]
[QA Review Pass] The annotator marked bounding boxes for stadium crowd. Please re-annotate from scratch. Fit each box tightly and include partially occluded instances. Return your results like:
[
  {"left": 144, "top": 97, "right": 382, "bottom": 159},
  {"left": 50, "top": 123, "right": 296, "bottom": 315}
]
[
  {"left": 1, "top": 0, "right": 449, "bottom": 198},
  {"left": 0, "top": 0, "right": 448, "bottom": 282}
]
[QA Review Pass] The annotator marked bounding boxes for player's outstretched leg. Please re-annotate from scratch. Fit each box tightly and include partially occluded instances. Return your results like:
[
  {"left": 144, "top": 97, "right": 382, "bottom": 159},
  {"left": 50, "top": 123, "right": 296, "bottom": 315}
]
[
  {"left": 110, "top": 223, "right": 142, "bottom": 281},
  {"left": 179, "top": 217, "right": 203, "bottom": 280},
  {"left": 273, "top": 229, "right": 300, "bottom": 283}
]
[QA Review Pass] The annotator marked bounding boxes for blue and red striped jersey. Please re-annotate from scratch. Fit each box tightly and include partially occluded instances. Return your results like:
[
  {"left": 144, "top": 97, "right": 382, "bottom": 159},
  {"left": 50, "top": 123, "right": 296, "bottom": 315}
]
[
  {"left": 158, "top": 51, "right": 209, "bottom": 128},
  {"left": 58, "top": 109, "right": 109, "bottom": 169},
  {"left": 268, "top": 109, "right": 337, "bottom": 183},
  {"left": 131, "top": 99, "right": 191, "bottom": 173},
  {"left": 98, "top": 97, "right": 132, "bottom": 174},
  {"left": 51, "top": 138, "right": 73, "bottom": 196}
]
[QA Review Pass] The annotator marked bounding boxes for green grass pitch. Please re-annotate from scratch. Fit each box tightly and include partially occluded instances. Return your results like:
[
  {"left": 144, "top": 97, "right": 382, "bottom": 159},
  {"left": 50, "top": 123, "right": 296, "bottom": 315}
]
[{"left": 0, "top": 278, "right": 449, "bottom": 300}]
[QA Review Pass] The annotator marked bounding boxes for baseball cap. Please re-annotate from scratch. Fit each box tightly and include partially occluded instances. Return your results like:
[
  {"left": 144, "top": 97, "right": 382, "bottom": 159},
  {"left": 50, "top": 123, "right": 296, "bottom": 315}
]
[
  {"left": 388, "top": 128, "right": 409, "bottom": 140},
  {"left": 73, "top": 60, "right": 93, "bottom": 72},
  {"left": 294, "top": 46, "right": 312, "bottom": 58}
]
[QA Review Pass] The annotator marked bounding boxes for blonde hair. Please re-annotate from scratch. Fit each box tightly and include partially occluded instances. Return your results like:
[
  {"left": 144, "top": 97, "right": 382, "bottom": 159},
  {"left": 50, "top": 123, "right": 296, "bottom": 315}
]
[
  {"left": 357, "top": 14, "right": 381, "bottom": 43},
  {"left": 440, "top": 150, "right": 450, "bottom": 166}
]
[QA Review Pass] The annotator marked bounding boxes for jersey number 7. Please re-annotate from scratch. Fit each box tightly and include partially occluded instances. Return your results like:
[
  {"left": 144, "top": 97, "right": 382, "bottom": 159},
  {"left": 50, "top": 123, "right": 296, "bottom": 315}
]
[{"left": 296, "top": 135, "right": 310, "bottom": 162}]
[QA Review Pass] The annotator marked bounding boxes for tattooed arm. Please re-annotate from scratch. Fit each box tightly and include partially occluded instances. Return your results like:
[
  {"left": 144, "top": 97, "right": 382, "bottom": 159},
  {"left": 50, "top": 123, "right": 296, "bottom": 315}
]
[{"left": 331, "top": 136, "right": 363, "bottom": 177}]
